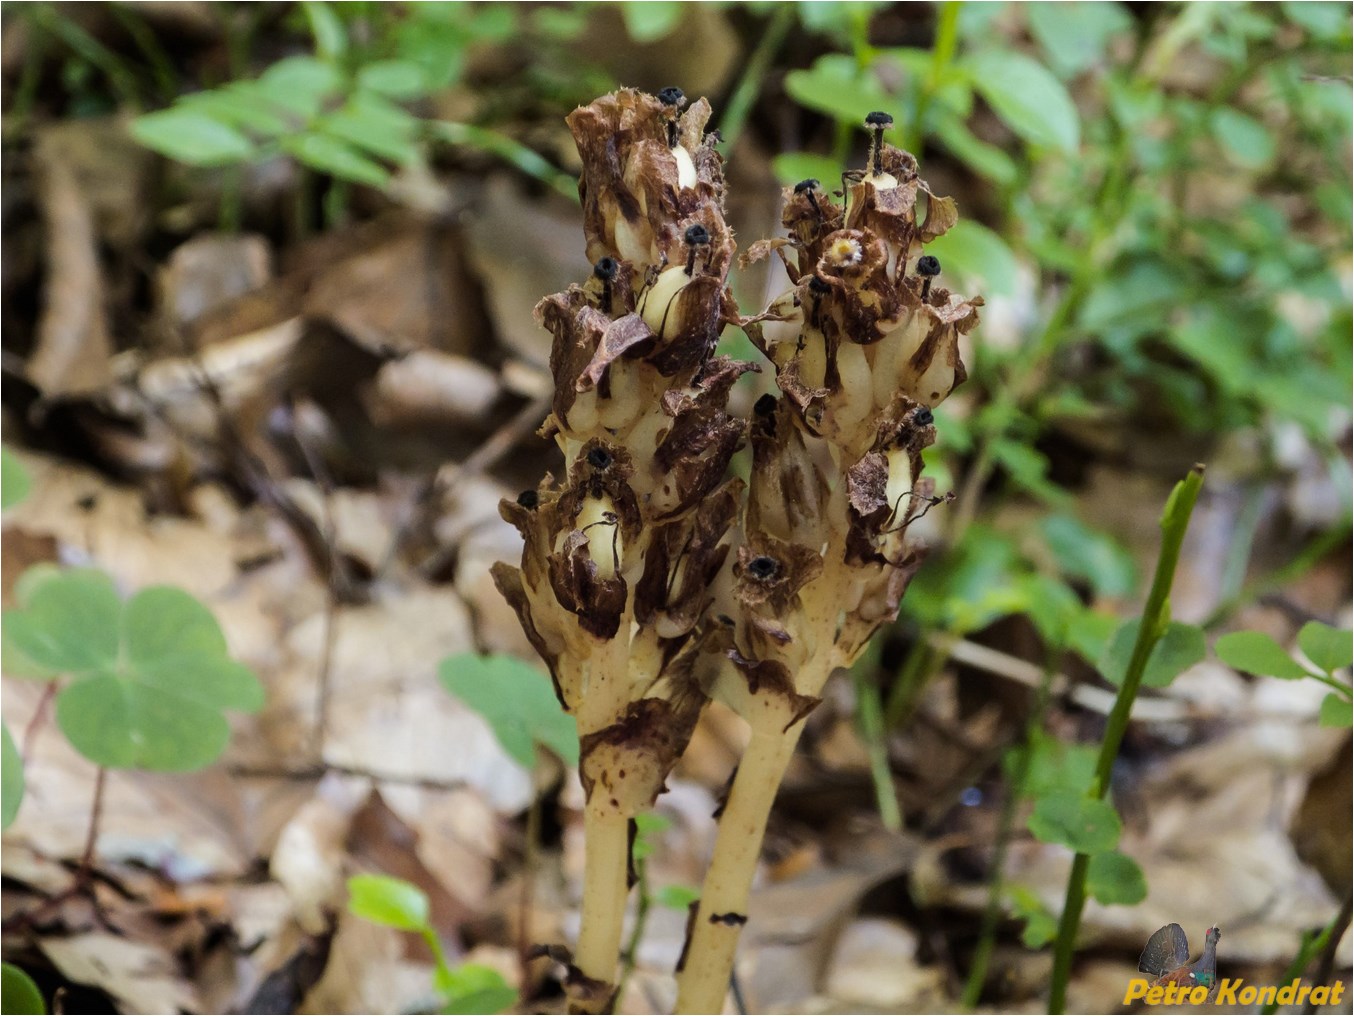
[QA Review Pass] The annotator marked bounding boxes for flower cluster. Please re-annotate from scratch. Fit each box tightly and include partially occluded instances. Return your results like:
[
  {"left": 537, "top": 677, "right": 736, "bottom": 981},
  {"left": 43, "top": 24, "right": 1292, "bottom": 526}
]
[
  {"left": 674, "top": 113, "right": 982, "bottom": 1012},
  {"left": 491, "top": 87, "right": 755, "bottom": 1010},
  {"left": 494, "top": 89, "right": 983, "bottom": 1012}
]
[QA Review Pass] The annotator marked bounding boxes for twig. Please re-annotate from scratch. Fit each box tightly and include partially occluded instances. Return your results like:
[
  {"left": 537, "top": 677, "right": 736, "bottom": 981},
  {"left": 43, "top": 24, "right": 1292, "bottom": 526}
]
[{"left": 20, "top": 682, "right": 58, "bottom": 764}]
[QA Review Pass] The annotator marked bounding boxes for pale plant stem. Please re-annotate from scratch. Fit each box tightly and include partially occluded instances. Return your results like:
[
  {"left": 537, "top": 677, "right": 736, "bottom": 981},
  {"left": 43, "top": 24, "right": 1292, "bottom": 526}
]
[
  {"left": 674, "top": 725, "right": 804, "bottom": 1014},
  {"left": 572, "top": 604, "right": 637, "bottom": 1010},
  {"left": 574, "top": 805, "right": 631, "bottom": 1011}
]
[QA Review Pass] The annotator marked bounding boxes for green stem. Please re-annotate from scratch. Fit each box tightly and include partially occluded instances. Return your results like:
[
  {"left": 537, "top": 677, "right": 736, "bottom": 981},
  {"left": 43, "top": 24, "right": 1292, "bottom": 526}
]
[
  {"left": 961, "top": 657, "right": 1057, "bottom": 1008},
  {"left": 717, "top": 5, "right": 794, "bottom": 147},
  {"left": 906, "top": 1, "right": 961, "bottom": 154},
  {"left": 852, "top": 648, "right": 901, "bottom": 830},
  {"left": 1047, "top": 466, "right": 1206, "bottom": 1014}
]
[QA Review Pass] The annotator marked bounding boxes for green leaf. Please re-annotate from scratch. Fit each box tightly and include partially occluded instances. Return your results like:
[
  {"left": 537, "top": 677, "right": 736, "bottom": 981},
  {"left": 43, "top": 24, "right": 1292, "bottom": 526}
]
[
  {"left": 621, "top": 2, "right": 684, "bottom": 42},
  {"left": 1281, "top": 1, "right": 1349, "bottom": 39},
  {"left": 1007, "top": 886, "right": 1056, "bottom": 948},
  {"left": 437, "top": 963, "right": 516, "bottom": 1015},
  {"left": 1209, "top": 108, "right": 1275, "bottom": 168},
  {"left": 57, "top": 673, "right": 232, "bottom": 771},
  {"left": 1, "top": 963, "right": 45, "bottom": 1015},
  {"left": 1028, "top": 793, "right": 1122, "bottom": 854},
  {"left": 1010, "top": 732, "right": 1097, "bottom": 799},
  {"left": 318, "top": 97, "right": 419, "bottom": 165},
  {"left": 438, "top": 653, "right": 579, "bottom": 768},
  {"left": 1101, "top": 620, "right": 1206, "bottom": 689},
  {"left": 1037, "top": 514, "right": 1138, "bottom": 599},
  {"left": 2, "top": 723, "right": 24, "bottom": 830},
  {"left": 179, "top": 83, "right": 293, "bottom": 137},
  {"left": 771, "top": 152, "right": 843, "bottom": 189},
  {"left": 785, "top": 54, "right": 897, "bottom": 125},
  {"left": 966, "top": 51, "right": 1080, "bottom": 153},
  {"left": 2, "top": 447, "right": 31, "bottom": 510},
  {"left": 3, "top": 570, "right": 121, "bottom": 673},
  {"left": 130, "top": 109, "right": 256, "bottom": 167},
  {"left": 347, "top": 873, "right": 430, "bottom": 932},
  {"left": 1087, "top": 850, "right": 1147, "bottom": 905},
  {"left": 301, "top": 1, "right": 347, "bottom": 61},
  {"left": 281, "top": 133, "right": 391, "bottom": 187},
  {"left": 5, "top": 570, "right": 261, "bottom": 771},
  {"left": 257, "top": 56, "right": 343, "bottom": 118},
  {"left": 1078, "top": 259, "right": 1183, "bottom": 334},
  {"left": 1215, "top": 631, "right": 1314, "bottom": 680},
  {"left": 1298, "top": 621, "right": 1352, "bottom": 673},
  {"left": 656, "top": 884, "right": 701, "bottom": 910},
  {"left": 932, "top": 113, "right": 1018, "bottom": 187},
  {"left": 1319, "top": 693, "right": 1353, "bottom": 728},
  {"left": 356, "top": 59, "right": 431, "bottom": 99},
  {"left": 1026, "top": 2, "right": 1131, "bottom": 78},
  {"left": 924, "top": 219, "right": 1020, "bottom": 298}
]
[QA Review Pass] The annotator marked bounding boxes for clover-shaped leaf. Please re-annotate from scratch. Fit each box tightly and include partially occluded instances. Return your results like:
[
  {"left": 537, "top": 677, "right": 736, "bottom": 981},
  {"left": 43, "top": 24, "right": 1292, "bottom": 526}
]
[
  {"left": 1028, "top": 793, "right": 1122, "bottom": 855},
  {"left": 438, "top": 653, "right": 579, "bottom": 768},
  {"left": 2, "top": 723, "right": 23, "bottom": 830},
  {"left": 1087, "top": 850, "right": 1147, "bottom": 905},
  {"left": 2, "top": 570, "right": 263, "bottom": 772}
]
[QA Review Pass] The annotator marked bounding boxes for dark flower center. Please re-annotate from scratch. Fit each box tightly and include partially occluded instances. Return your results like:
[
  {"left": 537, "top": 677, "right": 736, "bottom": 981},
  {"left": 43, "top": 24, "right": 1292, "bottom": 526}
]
[
  {"left": 587, "top": 447, "right": 613, "bottom": 470},
  {"left": 747, "top": 556, "right": 779, "bottom": 580},
  {"left": 517, "top": 489, "right": 539, "bottom": 509}
]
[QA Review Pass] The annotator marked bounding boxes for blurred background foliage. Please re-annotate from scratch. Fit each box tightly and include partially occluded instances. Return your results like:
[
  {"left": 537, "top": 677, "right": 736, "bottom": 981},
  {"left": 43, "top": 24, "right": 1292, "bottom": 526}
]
[
  {"left": 1, "top": 1, "right": 1350, "bottom": 1009},
  {"left": 4, "top": 0, "right": 1350, "bottom": 794}
]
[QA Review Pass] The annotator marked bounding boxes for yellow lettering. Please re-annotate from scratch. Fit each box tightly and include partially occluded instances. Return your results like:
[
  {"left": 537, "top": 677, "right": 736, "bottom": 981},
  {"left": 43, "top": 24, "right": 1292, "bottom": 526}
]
[
  {"left": 1239, "top": 986, "right": 1258, "bottom": 1004},
  {"left": 1146, "top": 985, "right": 1164, "bottom": 1004},
  {"left": 1189, "top": 986, "right": 1207, "bottom": 1004},
  {"left": 1257, "top": 985, "right": 1277, "bottom": 1005},
  {"left": 1330, "top": 982, "right": 1345, "bottom": 1006},
  {"left": 1296, "top": 985, "right": 1312, "bottom": 1006},
  {"left": 1124, "top": 979, "right": 1150, "bottom": 1004},
  {"left": 1278, "top": 980, "right": 1298, "bottom": 1004},
  {"left": 1215, "top": 978, "right": 1239, "bottom": 1005}
]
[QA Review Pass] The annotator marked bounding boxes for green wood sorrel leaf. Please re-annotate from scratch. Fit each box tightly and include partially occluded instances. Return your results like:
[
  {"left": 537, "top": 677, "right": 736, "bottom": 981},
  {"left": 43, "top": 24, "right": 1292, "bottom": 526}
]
[
  {"left": 1087, "top": 850, "right": 1148, "bottom": 905},
  {"left": 2, "top": 573, "right": 263, "bottom": 772},
  {"left": 347, "top": 873, "right": 431, "bottom": 931},
  {"left": 966, "top": 51, "right": 1081, "bottom": 153},
  {"left": 1101, "top": 619, "right": 1206, "bottom": 688},
  {"left": 1, "top": 963, "right": 45, "bottom": 1015},
  {"left": 438, "top": 653, "right": 579, "bottom": 768},
  {"left": 1028, "top": 793, "right": 1122, "bottom": 855},
  {"left": 2, "top": 447, "right": 31, "bottom": 510},
  {"left": 1319, "top": 693, "right": 1353, "bottom": 728},
  {"left": 2, "top": 723, "right": 23, "bottom": 829},
  {"left": 1215, "top": 630, "right": 1314, "bottom": 680},
  {"left": 1297, "top": 621, "right": 1353, "bottom": 674}
]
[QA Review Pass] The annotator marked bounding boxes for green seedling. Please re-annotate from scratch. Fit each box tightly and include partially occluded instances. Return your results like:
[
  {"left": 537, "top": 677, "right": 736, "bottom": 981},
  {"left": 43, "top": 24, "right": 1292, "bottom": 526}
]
[
  {"left": 0, "top": 963, "right": 45, "bottom": 1015},
  {"left": 347, "top": 873, "right": 517, "bottom": 1015}
]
